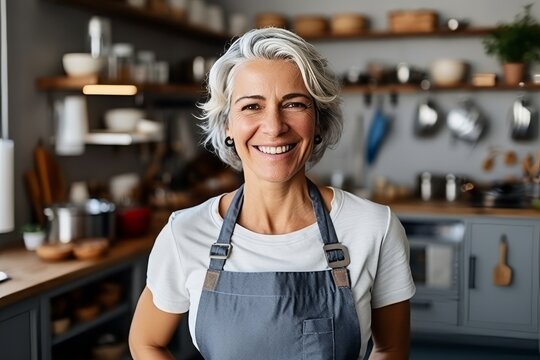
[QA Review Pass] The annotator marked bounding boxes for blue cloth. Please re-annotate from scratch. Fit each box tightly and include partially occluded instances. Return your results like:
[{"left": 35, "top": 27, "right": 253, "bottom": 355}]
[{"left": 366, "top": 108, "right": 390, "bottom": 165}]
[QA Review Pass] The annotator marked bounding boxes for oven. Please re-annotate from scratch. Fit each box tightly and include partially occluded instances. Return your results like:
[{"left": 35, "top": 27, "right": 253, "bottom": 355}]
[{"left": 401, "top": 218, "right": 465, "bottom": 327}]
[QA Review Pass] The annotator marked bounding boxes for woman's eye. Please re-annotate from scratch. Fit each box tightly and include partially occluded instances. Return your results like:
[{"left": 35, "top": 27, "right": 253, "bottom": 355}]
[
  {"left": 241, "top": 104, "right": 260, "bottom": 111},
  {"left": 283, "top": 102, "right": 308, "bottom": 110}
]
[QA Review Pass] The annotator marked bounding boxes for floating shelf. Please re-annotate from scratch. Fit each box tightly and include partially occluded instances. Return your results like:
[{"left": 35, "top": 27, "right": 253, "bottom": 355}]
[
  {"left": 342, "top": 82, "right": 540, "bottom": 94},
  {"left": 36, "top": 76, "right": 205, "bottom": 97},
  {"left": 85, "top": 130, "right": 163, "bottom": 145},
  {"left": 52, "top": 303, "right": 130, "bottom": 346},
  {"left": 47, "top": 0, "right": 231, "bottom": 43},
  {"left": 303, "top": 27, "right": 495, "bottom": 41}
]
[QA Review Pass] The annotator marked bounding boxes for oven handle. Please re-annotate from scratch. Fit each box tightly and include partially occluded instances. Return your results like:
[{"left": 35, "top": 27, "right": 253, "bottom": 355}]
[
  {"left": 469, "top": 255, "right": 476, "bottom": 289},
  {"left": 410, "top": 300, "right": 432, "bottom": 310}
]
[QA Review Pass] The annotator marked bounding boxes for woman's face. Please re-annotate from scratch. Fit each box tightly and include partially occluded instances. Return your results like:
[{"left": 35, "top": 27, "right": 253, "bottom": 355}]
[{"left": 227, "top": 58, "right": 316, "bottom": 184}]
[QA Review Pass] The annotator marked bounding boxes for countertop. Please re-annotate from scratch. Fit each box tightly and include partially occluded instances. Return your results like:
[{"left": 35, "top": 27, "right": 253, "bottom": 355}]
[
  {"left": 385, "top": 199, "right": 540, "bottom": 218},
  {"left": 0, "top": 234, "right": 155, "bottom": 308},
  {"left": 1, "top": 203, "right": 538, "bottom": 309}
]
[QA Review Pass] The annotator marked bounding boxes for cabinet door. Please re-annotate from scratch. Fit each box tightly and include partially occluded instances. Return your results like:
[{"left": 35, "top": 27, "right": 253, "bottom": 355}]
[
  {"left": 0, "top": 299, "right": 39, "bottom": 360},
  {"left": 466, "top": 220, "right": 538, "bottom": 333}
]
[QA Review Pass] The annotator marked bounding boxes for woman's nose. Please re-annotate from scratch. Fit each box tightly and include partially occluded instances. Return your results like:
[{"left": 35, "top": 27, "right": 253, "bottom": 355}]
[{"left": 262, "top": 108, "right": 288, "bottom": 136}]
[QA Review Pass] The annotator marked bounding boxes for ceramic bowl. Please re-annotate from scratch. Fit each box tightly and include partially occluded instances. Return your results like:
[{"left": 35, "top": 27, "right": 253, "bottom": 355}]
[
  {"left": 430, "top": 59, "right": 467, "bottom": 86},
  {"left": 104, "top": 108, "right": 145, "bottom": 132},
  {"left": 62, "top": 53, "right": 105, "bottom": 77}
]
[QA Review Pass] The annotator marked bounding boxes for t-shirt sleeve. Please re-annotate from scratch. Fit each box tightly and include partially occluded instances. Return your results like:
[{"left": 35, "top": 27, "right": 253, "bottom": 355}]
[
  {"left": 371, "top": 208, "right": 416, "bottom": 308},
  {"left": 146, "top": 213, "right": 190, "bottom": 314}
]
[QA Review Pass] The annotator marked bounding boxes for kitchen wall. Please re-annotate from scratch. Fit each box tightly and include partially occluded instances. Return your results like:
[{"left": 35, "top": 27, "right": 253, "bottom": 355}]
[
  {"left": 2, "top": 0, "right": 540, "bottom": 246},
  {"left": 0, "top": 0, "right": 220, "bottom": 245},
  {"left": 223, "top": 0, "right": 540, "bottom": 190}
]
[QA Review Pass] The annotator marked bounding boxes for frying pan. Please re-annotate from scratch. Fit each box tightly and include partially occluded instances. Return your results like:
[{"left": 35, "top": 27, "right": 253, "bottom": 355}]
[{"left": 446, "top": 99, "right": 487, "bottom": 144}]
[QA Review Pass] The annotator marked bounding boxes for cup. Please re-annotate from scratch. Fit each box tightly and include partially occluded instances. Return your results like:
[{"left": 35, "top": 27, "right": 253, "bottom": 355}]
[
  {"left": 229, "top": 13, "right": 248, "bottom": 36},
  {"left": 206, "top": 4, "right": 225, "bottom": 33},
  {"left": 188, "top": 0, "right": 206, "bottom": 26},
  {"left": 70, "top": 181, "right": 89, "bottom": 204},
  {"left": 55, "top": 96, "right": 88, "bottom": 156}
]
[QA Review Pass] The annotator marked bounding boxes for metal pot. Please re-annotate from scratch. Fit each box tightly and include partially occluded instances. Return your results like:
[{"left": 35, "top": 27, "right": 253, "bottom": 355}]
[
  {"left": 44, "top": 199, "right": 116, "bottom": 244},
  {"left": 447, "top": 99, "right": 487, "bottom": 144}
]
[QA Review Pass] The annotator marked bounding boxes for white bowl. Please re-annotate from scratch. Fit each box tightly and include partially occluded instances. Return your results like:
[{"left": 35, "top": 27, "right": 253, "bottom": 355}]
[
  {"left": 430, "top": 59, "right": 467, "bottom": 86},
  {"left": 104, "top": 108, "right": 145, "bottom": 132},
  {"left": 62, "top": 53, "right": 105, "bottom": 77},
  {"left": 136, "top": 119, "right": 163, "bottom": 134}
]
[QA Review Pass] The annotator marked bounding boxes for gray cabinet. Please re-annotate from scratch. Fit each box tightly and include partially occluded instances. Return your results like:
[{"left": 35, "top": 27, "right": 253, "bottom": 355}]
[
  {"left": 464, "top": 218, "right": 540, "bottom": 335},
  {"left": 0, "top": 299, "right": 39, "bottom": 360}
]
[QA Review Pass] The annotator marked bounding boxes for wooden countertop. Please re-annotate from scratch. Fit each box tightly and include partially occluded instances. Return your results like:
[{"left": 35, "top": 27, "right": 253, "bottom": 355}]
[
  {"left": 0, "top": 234, "right": 155, "bottom": 309},
  {"left": 385, "top": 200, "right": 540, "bottom": 218}
]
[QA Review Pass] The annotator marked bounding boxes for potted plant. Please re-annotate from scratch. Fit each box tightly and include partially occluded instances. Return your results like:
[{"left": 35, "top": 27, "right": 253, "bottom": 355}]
[
  {"left": 483, "top": 4, "right": 540, "bottom": 85},
  {"left": 21, "top": 223, "right": 46, "bottom": 251}
]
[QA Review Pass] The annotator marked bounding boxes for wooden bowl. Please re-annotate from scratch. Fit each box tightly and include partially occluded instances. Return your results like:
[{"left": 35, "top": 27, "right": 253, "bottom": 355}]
[
  {"left": 74, "top": 304, "right": 100, "bottom": 322},
  {"left": 255, "top": 13, "right": 287, "bottom": 29},
  {"left": 330, "top": 14, "right": 369, "bottom": 35},
  {"left": 36, "top": 243, "right": 74, "bottom": 262},
  {"left": 293, "top": 15, "right": 328, "bottom": 37},
  {"left": 73, "top": 238, "right": 109, "bottom": 260}
]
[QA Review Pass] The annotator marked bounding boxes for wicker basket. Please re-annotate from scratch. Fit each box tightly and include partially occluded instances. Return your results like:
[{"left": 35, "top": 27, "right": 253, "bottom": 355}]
[{"left": 388, "top": 10, "right": 438, "bottom": 33}]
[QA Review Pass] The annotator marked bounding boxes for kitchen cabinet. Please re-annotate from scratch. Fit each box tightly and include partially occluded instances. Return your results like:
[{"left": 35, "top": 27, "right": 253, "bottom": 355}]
[
  {"left": 464, "top": 218, "right": 539, "bottom": 336},
  {"left": 0, "top": 299, "right": 40, "bottom": 360}
]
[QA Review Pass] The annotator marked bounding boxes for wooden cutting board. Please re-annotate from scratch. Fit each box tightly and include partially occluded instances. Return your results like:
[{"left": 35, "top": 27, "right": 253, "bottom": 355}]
[
  {"left": 34, "top": 141, "right": 66, "bottom": 205},
  {"left": 23, "top": 170, "right": 45, "bottom": 226}
]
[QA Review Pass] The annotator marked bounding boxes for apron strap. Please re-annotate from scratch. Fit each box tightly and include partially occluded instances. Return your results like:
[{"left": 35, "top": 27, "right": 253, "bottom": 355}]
[
  {"left": 208, "top": 185, "right": 244, "bottom": 271},
  {"left": 205, "top": 179, "right": 351, "bottom": 288}
]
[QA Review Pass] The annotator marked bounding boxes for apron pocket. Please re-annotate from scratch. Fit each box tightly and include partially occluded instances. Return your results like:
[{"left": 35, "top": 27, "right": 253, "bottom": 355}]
[{"left": 302, "top": 317, "right": 335, "bottom": 360}]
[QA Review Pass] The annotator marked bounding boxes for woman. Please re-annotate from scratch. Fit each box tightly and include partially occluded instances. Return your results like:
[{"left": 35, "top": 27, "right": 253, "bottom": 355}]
[{"left": 129, "top": 27, "right": 415, "bottom": 360}]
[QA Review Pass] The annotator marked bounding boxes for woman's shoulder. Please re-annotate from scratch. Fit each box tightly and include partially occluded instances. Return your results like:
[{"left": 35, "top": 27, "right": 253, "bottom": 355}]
[
  {"left": 331, "top": 187, "right": 390, "bottom": 218},
  {"left": 169, "top": 193, "right": 224, "bottom": 227}
]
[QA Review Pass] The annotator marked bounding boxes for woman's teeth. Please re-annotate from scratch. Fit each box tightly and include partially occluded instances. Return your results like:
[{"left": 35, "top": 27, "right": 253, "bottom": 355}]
[{"left": 257, "top": 145, "right": 292, "bottom": 154}]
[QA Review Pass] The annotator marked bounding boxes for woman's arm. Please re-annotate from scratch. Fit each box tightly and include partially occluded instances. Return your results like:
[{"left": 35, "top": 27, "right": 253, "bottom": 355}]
[
  {"left": 129, "top": 287, "right": 183, "bottom": 359},
  {"left": 369, "top": 300, "right": 411, "bottom": 360}
]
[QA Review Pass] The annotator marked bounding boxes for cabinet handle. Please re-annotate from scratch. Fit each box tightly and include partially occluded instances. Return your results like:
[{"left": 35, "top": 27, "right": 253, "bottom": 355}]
[{"left": 469, "top": 255, "right": 476, "bottom": 289}]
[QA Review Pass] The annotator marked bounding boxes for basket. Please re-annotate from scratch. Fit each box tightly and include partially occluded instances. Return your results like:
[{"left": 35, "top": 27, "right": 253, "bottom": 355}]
[
  {"left": 330, "top": 14, "right": 369, "bottom": 35},
  {"left": 293, "top": 15, "right": 328, "bottom": 37},
  {"left": 256, "top": 13, "right": 288, "bottom": 29},
  {"left": 388, "top": 10, "right": 438, "bottom": 33}
]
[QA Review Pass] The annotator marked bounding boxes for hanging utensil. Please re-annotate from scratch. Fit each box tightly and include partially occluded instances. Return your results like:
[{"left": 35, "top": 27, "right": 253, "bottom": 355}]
[
  {"left": 414, "top": 80, "right": 441, "bottom": 137},
  {"left": 509, "top": 95, "right": 538, "bottom": 141},
  {"left": 446, "top": 98, "right": 487, "bottom": 144},
  {"left": 365, "top": 98, "right": 391, "bottom": 165},
  {"left": 493, "top": 235, "right": 512, "bottom": 287}
]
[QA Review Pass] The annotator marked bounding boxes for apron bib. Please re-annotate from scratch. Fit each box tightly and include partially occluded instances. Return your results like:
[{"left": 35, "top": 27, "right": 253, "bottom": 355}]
[{"left": 195, "top": 180, "right": 361, "bottom": 360}]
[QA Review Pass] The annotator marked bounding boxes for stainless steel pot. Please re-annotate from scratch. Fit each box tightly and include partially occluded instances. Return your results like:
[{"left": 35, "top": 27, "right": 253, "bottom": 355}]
[{"left": 44, "top": 199, "right": 116, "bottom": 244}]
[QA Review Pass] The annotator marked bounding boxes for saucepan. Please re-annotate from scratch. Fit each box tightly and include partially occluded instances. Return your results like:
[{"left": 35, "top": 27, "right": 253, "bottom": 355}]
[
  {"left": 446, "top": 99, "right": 487, "bottom": 144},
  {"left": 44, "top": 199, "right": 116, "bottom": 244}
]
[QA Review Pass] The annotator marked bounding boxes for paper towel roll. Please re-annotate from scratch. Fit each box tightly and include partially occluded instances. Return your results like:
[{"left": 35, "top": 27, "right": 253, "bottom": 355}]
[{"left": 0, "top": 139, "right": 14, "bottom": 233}]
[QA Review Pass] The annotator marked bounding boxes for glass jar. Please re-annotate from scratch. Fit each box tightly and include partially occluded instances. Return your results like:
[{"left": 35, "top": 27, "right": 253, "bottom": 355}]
[{"left": 108, "top": 43, "right": 134, "bottom": 82}]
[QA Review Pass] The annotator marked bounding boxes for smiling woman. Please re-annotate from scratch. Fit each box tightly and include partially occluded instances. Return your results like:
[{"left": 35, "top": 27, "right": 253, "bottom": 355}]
[{"left": 129, "top": 27, "right": 415, "bottom": 360}]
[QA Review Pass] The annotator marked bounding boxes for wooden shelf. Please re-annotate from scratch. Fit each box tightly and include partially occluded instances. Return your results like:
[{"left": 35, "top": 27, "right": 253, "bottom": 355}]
[
  {"left": 303, "top": 27, "right": 495, "bottom": 41},
  {"left": 342, "top": 82, "right": 540, "bottom": 94},
  {"left": 48, "top": 0, "right": 231, "bottom": 43},
  {"left": 51, "top": 303, "right": 130, "bottom": 345},
  {"left": 36, "top": 76, "right": 205, "bottom": 96}
]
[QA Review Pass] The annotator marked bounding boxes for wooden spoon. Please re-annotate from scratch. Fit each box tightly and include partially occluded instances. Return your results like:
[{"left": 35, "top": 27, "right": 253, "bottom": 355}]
[{"left": 493, "top": 236, "right": 512, "bottom": 287}]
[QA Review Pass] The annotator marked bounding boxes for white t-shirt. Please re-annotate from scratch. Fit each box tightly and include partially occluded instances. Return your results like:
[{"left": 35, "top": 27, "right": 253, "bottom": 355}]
[{"left": 147, "top": 187, "right": 416, "bottom": 359}]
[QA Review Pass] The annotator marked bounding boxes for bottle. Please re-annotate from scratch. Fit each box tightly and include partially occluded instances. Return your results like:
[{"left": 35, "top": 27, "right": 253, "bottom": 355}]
[
  {"left": 88, "top": 17, "right": 111, "bottom": 58},
  {"left": 109, "top": 43, "right": 135, "bottom": 82}
]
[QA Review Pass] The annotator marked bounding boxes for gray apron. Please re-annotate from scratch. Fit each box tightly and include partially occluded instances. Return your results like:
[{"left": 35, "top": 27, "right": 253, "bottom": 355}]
[{"left": 195, "top": 180, "right": 361, "bottom": 360}]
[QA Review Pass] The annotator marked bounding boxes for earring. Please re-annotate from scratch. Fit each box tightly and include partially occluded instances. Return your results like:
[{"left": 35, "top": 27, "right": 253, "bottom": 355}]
[
  {"left": 225, "top": 136, "right": 235, "bottom": 147},
  {"left": 314, "top": 134, "right": 322, "bottom": 145}
]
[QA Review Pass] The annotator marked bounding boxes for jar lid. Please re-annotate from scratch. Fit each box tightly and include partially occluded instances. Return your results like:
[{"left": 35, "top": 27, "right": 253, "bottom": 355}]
[{"left": 112, "top": 43, "right": 134, "bottom": 57}]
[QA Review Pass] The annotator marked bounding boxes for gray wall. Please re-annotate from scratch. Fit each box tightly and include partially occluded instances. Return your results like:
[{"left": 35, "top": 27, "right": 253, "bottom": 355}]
[{"left": 223, "top": 0, "right": 540, "bottom": 189}]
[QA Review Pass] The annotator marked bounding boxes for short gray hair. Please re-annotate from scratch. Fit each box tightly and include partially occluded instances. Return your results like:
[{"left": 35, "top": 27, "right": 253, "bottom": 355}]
[{"left": 198, "top": 27, "right": 343, "bottom": 171}]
